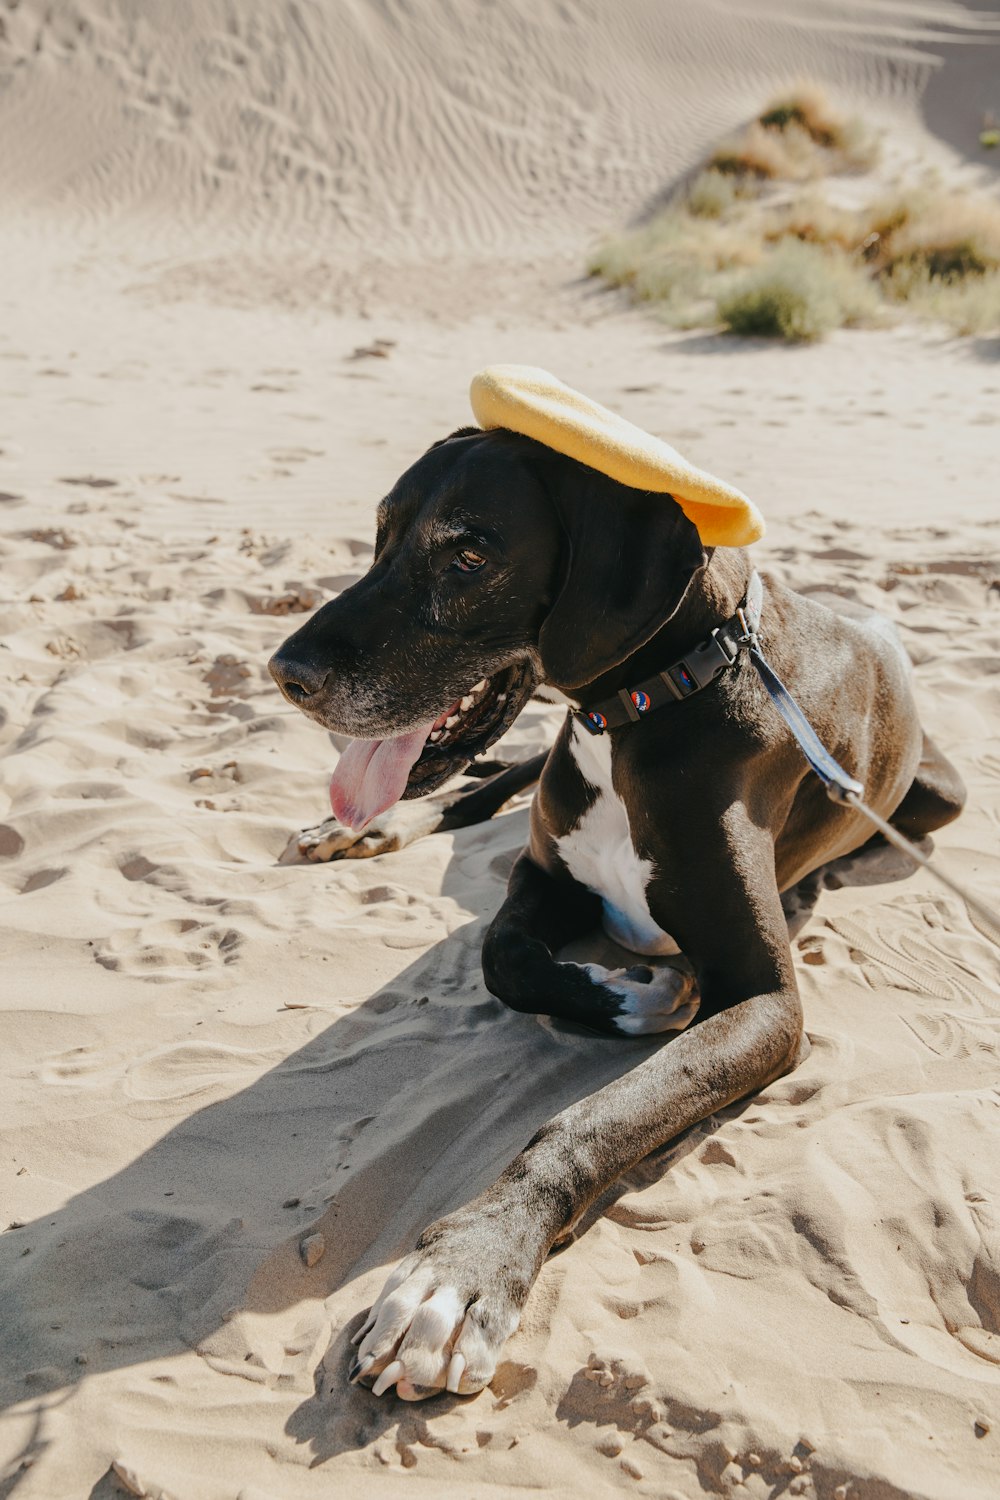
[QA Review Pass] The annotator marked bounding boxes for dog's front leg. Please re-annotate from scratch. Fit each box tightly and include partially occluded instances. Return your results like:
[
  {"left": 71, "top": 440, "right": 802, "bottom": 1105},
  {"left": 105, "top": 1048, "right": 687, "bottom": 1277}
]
[
  {"left": 284, "top": 754, "right": 547, "bottom": 863},
  {"left": 349, "top": 981, "right": 802, "bottom": 1401},
  {"left": 351, "top": 823, "right": 804, "bottom": 1402}
]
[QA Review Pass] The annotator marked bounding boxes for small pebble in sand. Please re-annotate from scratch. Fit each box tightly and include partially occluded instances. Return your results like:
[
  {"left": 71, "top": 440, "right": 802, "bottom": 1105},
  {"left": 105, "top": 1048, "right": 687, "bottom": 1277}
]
[
  {"left": 597, "top": 1435, "right": 623, "bottom": 1457},
  {"left": 974, "top": 1418, "right": 990, "bottom": 1437},
  {"left": 619, "top": 1457, "right": 643, "bottom": 1480},
  {"left": 300, "top": 1232, "right": 326, "bottom": 1267},
  {"left": 747, "top": 1452, "right": 762, "bottom": 1467}
]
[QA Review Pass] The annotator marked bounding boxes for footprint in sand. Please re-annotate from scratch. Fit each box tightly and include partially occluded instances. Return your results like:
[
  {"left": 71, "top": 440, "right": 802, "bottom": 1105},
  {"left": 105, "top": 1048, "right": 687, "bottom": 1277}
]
[
  {"left": 126, "top": 1040, "right": 276, "bottom": 1101},
  {"left": 94, "top": 917, "right": 244, "bottom": 980}
]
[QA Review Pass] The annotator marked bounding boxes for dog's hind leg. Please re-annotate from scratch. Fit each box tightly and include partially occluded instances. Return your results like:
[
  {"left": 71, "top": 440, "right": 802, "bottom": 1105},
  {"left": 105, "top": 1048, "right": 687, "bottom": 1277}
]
[
  {"left": 284, "top": 753, "right": 547, "bottom": 863},
  {"left": 482, "top": 855, "right": 698, "bottom": 1036},
  {"left": 890, "top": 732, "right": 967, "bottom": 839}
]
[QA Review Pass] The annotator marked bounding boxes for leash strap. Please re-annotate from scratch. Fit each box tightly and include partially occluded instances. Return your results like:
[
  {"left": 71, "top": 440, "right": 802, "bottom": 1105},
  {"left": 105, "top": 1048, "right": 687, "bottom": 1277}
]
[
  {"left": 752, "top": 662, "right": 1000, "bottom": 943},
  {"left": 746, "top": 642, "right": 1000, "bottom": 946},
  {"left": 747, "top": 647, "right": 863, "bottom": 802}
]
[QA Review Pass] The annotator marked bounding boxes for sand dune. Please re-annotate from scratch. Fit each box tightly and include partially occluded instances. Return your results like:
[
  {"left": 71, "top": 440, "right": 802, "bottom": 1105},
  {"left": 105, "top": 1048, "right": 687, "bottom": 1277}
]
[
  {"left": 1, "top": 0, "right": 997, "bottom": 281},
  {"left": 2, "top": 0, "right": 1000, "bottom": 1496}
]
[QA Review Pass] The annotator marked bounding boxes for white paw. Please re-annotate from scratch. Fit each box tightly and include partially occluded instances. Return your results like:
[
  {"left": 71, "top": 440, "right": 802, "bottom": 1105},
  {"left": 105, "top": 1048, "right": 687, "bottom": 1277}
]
[
  {"left": 283, "top": 800, "right": 447, "bottom": 864},
  {"left": 574, "top": 960, "right": 699, "bottom": 1035},
  {"left": 348, "top": 1237, "right": 523, "bottom": 1400}
]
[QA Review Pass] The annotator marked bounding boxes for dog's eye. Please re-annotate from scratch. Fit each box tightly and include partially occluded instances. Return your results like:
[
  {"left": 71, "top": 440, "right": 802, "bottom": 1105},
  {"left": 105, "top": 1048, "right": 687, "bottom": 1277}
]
[{"left": 452, "top": 548, "right": 487, "bottom": 573}]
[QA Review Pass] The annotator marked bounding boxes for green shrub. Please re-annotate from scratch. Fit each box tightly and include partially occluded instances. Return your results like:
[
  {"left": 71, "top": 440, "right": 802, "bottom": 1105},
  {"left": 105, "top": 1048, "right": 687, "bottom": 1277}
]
[{"left": 717, "top": 244, "right": 841, "bottom": 340}]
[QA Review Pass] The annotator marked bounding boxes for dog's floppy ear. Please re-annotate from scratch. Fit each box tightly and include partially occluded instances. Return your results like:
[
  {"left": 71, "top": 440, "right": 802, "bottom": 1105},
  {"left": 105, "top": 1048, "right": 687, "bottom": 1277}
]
[{"left": 536, "top": 453, "right": 708, "bottom": 691}]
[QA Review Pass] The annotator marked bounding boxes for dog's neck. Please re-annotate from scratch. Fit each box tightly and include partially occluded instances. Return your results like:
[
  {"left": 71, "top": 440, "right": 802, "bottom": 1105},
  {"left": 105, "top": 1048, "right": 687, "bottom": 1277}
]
[{"left": 555, "top": 547, "right": 754, "bottom": 706}]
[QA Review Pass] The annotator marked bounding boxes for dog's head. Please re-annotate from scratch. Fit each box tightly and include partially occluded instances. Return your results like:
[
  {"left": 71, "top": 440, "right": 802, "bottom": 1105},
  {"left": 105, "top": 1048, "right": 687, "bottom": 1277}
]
[{"left": 269, "top": 428, "right": 706, "bottom": 824}]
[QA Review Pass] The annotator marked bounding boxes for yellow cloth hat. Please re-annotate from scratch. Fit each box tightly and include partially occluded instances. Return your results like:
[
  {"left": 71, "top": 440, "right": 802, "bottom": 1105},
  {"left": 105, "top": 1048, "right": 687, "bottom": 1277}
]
[{"left": 469, "top": 364, "right": 764, "bottom": 548}]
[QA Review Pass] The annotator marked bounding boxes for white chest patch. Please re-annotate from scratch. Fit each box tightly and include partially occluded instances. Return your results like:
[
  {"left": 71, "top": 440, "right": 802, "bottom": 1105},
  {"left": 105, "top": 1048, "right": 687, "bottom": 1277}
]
[{"left": 555, "top": 724, "right": 680, "bottom": 957}]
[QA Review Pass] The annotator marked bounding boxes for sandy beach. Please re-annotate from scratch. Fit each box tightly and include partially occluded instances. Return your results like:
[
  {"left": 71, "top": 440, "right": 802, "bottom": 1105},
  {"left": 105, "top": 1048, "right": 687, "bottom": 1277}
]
[{"left": 1, "top": 2, "right": 1000, "bottom": 1496}]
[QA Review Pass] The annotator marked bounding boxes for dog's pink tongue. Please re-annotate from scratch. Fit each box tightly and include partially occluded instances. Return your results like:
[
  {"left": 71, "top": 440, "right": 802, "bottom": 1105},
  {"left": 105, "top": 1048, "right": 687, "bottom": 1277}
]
[{"left": 329, "top": 724, "right": 433, "bottom": 830}]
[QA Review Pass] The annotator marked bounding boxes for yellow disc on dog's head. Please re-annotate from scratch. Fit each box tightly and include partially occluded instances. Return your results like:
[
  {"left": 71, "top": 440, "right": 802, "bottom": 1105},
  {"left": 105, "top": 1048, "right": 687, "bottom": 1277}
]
[{"left": 469, "top": 364, "right": 764, "bottom": 548}]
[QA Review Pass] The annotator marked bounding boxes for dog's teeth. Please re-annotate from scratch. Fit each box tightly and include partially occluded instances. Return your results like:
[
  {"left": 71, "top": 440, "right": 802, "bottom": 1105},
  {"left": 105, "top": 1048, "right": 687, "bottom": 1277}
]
[
  {"left": 430, "top": 730, "right": 442, "bottom": 742},
  {"left": 460, "top": 695, "right": 474, "bottom": 712},
  {"left": 472, "top": 679, "right": 487, "bottom": 694},
  {"left": 497, "top": 693, "right": 507, "bottom": 703},
  {"left": 445, "top": 714, "right": 459, "bottom": 728}
]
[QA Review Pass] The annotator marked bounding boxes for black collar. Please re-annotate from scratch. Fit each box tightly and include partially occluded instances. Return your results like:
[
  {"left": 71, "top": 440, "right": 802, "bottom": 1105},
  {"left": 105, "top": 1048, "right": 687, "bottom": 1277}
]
[{"left": 575, "top": 570, "right": 763, "bottom": 735}]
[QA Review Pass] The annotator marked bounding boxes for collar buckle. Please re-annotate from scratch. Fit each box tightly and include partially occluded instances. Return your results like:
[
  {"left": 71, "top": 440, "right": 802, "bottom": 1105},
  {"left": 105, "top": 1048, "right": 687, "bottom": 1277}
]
[{"left": 735, "top": 605, "right": 758, "bottom": 647}]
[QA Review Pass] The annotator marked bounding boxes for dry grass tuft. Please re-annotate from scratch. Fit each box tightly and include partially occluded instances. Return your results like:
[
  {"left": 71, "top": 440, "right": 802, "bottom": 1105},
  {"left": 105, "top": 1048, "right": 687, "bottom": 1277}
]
[
  {"left": 588, "top": 90, "right": 1000, "bottom": 340},
  {"left": 685, "top": 169, "right": 741, "bottom": 219},
  {"left": 875, "top": 195, "right": 1000, "bottom": 280},
  {"left": 759, "top": 84, "right": 877, "bottom": 170},
  {"left": 717, "top": 244, "right": 840, "bottom": 340},
  {"left": 710, "top": 86, "right": 878, "bottom": 182},
  {"left": 759, "top": 88, "right": 836, "bottom": 140},
  {"left": 711, "top": 121, "right": 816, "bottom": 182},
  {"left": 718, "top": 242, "right": 879, "bottom": 341}
]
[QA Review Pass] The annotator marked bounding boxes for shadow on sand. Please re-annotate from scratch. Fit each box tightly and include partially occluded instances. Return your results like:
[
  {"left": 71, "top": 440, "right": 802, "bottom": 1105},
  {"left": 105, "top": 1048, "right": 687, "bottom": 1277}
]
[{"left": 0, "top": 812, "right": 923, "bottom": 1485}]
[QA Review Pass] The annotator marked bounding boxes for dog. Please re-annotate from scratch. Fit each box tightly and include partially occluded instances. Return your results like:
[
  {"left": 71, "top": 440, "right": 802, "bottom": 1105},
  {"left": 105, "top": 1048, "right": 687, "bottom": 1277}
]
[{"left": 269, "top": 424, "right": 966, "bottom": 1401}]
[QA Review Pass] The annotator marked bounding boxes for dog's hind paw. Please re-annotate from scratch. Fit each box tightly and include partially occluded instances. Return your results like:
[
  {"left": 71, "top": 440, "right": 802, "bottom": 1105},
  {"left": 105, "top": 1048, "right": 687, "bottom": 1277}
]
[{"left": 574, "top": 960, "right": 699, "bottom": 1036}]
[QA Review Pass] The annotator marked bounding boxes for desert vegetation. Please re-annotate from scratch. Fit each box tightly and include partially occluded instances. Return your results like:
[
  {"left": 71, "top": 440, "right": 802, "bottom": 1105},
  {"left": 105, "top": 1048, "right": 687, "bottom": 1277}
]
[{"left": 589, "top": 88, "right": 1000, "bottom": 340}]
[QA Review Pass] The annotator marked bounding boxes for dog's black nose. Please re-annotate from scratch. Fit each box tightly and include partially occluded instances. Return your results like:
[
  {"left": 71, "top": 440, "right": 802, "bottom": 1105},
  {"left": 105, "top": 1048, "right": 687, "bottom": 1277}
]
[{"left": 268, "top": 652, "right": 330, "bottom": 703}]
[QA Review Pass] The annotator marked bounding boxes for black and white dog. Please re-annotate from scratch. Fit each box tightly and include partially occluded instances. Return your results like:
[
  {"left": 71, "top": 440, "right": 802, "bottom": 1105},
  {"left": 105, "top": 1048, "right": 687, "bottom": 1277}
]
[{"left": 269, "top": 425, "right": 965, "bottom": 1401}]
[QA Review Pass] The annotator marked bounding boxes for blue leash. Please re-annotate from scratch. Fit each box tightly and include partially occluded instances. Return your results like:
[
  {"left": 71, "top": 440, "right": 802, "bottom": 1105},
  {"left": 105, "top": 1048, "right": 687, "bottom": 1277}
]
[{"left": 747, "top": 646, "right": 862, "bottom": 803}]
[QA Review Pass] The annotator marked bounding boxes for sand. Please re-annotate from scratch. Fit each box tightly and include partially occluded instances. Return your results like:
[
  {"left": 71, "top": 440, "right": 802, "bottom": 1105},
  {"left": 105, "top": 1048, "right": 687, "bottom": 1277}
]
[{"left": 1, "top": 2, "right": 1000, "bottom": 1496}]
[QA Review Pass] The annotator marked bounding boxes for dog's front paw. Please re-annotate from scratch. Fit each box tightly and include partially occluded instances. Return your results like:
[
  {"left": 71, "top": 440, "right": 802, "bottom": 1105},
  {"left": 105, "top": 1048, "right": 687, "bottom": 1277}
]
[
  {"left": 348, "top": 1212, "right": 535, "bottom": 1400},
  {"left": 282, "top": 801, "right": 447, "bottom": 864},
  {"left": 283, "top": 815, "right": 391, "bottom": 863}
]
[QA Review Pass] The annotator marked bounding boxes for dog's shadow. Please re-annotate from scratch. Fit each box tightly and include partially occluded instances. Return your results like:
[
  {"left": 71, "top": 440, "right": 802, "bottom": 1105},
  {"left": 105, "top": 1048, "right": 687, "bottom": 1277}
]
[
  {"left": 286, "top": 832, "right": 928, "bottom": 1466},
  {"left": 0, "top": 814, "right": 923, "bottom": 1482}
]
